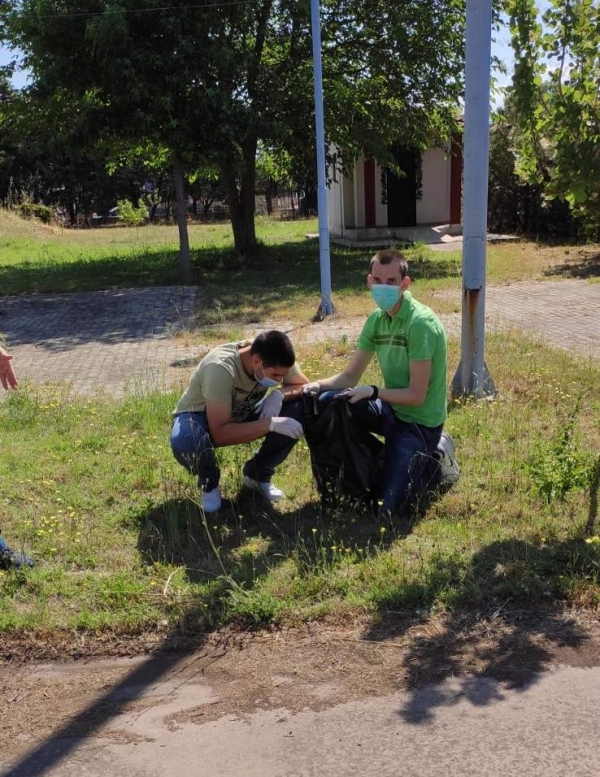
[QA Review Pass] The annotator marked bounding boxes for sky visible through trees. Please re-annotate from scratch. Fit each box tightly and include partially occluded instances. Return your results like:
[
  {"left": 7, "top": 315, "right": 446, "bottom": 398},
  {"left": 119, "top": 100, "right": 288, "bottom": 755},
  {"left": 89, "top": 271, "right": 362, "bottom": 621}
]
[{"left": 0, "top": 2, "right": 552, "bottom": 102}]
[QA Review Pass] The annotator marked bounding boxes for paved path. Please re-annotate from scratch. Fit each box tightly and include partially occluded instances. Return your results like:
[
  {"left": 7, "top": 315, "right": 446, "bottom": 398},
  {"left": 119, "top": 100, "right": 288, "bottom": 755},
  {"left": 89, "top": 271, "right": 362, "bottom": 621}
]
[
  {"left": 0, "top": 287, "right": 198, "bottom": 397},
  {"left": 2, "top": 660, "right": 599, "bottom": 776},
  {"left": 1, "top": 279, "right": 598, "bottom": 397},
  {"left": 436, "top": 279, "right": 600, "bottom": 359}
]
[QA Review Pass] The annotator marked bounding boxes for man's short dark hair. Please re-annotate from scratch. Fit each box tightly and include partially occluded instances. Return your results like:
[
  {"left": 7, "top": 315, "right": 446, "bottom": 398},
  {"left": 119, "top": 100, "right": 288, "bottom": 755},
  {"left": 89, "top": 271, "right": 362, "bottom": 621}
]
[
  {"left": 251, "top": 330, "right": 295, "bottom": 368},
  {"left": 369, "top": 249, "right": 408, "bottom": 278}
]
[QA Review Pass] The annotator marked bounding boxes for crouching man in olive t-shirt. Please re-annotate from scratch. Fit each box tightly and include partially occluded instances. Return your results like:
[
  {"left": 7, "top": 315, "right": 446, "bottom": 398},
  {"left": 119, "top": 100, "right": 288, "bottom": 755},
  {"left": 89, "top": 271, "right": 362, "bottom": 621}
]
[{"left": 170, "top": 330, "right": 309, "bottom": 512}]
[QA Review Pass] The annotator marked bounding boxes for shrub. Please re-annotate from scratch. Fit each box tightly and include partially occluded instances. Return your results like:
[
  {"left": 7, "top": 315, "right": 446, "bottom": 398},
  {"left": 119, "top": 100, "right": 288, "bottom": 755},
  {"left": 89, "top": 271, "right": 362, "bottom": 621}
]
[
  {"left": 117, "top": 199, "right": 148, "bottom": 228},
  {"left": 527, "top": 402, "right": 593, "bottom": 503},
  {"left": 17, "top": 203, "right": 54, "bottom": 224}
]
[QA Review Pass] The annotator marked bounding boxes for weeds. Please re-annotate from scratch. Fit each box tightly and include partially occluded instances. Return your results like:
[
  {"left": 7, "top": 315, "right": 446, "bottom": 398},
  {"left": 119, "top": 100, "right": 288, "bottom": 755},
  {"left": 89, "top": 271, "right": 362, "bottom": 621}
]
[
  {"left": 1, "top": 329, "right": 599, "bottom": 636},
  {"left": 527, "top": 398, "right": 595, "bottom": 503},
  {"left": 1, "top": 218, "right": 600, "bottom": 636}
]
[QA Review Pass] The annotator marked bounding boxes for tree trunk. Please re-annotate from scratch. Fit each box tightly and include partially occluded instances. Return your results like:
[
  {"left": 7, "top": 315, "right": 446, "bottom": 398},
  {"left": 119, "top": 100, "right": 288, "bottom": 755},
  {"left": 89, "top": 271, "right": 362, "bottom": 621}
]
[
  {"left": 265, "top": 181, "right": 273, "bottom": 215},
  {"left": 172, "top": 156, "right": 191, "bottom": 283},
  {"left": 221, "top": 137, "right": 258, "bottom": 258}
]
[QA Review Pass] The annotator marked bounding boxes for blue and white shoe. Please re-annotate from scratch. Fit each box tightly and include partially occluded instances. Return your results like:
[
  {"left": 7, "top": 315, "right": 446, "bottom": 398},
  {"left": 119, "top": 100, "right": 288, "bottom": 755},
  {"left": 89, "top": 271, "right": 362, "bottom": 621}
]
[{"left": 201, "top": 488, "right": 222, "bottom": 513}]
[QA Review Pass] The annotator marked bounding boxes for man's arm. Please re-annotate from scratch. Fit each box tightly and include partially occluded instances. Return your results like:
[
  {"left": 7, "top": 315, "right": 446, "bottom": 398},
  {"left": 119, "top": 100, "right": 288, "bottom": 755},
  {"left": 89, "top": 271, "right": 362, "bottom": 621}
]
[
  {"left": 344, "top": 359, "right": 431, "bottom": 406},
  {"left": 310, "top": 350, "right": 374, "bottom": 392},
  {"left": 0, "top": 347, "right": 18, "bottom": 390},
  {"left": 378, "top": 359, "right": 431, "bottom": 407},
  {"left": 279, "top": 367, "right": 309, "bottom": 401},
  {"left": 206, "top": 399, "right": 271, "bottom": 447}
]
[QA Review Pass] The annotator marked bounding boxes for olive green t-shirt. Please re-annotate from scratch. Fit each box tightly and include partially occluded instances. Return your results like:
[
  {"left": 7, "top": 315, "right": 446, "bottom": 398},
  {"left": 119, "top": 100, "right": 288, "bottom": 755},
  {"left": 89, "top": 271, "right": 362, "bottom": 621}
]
[
  {"left": 357, "top": 291, "right": 447, "bottom": 427},
  {"left": 173, "top": 340, "right": 299, "bottom": 422}
]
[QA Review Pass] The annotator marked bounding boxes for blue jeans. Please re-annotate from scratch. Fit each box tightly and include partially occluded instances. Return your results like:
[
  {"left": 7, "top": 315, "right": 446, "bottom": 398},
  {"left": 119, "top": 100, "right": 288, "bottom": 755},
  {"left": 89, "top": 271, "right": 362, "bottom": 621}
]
[
  {"left": 170, "top": 398, "right": 304, "bottom": 491},
  {"left": 318, "top": 392, "right": 442, "bottom": 518}
]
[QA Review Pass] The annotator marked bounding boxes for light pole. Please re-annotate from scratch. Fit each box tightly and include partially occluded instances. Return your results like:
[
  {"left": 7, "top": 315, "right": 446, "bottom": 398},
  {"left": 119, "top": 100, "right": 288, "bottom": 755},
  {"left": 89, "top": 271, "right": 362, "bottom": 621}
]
[
  {"left": 310, "top": 0, "right": 335, "bottom": 317},
  {"left": 452, "top": 0, "right": 495, "bottom": 398}
]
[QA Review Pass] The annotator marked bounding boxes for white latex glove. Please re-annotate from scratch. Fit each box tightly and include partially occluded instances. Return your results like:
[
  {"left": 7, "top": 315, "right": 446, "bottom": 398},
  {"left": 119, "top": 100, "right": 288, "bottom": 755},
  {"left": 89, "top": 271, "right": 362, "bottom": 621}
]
[
  {"left": 259, "top": 389, "right": 284, "bottom": 419},
  {"left": 301, "top": 381, "right": 322, "bottom": 395},
  {"left": 342, "top": 385, "right": 375, "bottom": 404},
  {"left": 269, "top": 416, "right": 305, "bottom": 439}
]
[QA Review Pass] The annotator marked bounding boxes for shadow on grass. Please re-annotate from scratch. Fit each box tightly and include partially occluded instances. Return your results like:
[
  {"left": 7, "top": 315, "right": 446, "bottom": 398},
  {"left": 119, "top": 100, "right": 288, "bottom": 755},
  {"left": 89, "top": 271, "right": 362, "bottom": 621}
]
[
  {"left": 134, "top": 490, "right": 407, "bottom": 589},
  {"left": 543, "top": 251, "right": 600, "bottom": 279},
  {"left": 0, "top": 240, "right": 459, "bottom": 356},
  {"left": 0, "top": 239, "right": 460, "bottom": 302},
  {"left": 0, "top": 237, "right": 461, "bottom": 367},
  {"left": 0, "top": 247, "right": 186, "bottom": 296},
  {"left": 361, "top": 535, "right": 599, "bottom": 724},
  {"left": 6, "top": 500, "right": 599, "bottom": 774},
  {"left": 194, "top": 243, "right": 462, "bottom": 326}
]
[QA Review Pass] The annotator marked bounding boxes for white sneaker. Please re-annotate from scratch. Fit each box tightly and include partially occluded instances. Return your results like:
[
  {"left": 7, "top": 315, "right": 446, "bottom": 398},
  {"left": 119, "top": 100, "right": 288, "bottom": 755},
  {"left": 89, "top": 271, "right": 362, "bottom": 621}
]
[
  {"left": 242, "top": 475, "right": 285, "bottom": 502},
  {"left": 201, "top": 487, "right": 222, "bottom": 513},
  {"left": 437, "top": 432, "right": 460, "bottom": 485}
]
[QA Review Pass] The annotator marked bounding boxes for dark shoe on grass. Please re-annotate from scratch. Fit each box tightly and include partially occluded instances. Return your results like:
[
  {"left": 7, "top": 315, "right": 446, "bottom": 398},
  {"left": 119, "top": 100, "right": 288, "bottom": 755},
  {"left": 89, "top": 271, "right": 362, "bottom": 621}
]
[
  {"left": 437, "top": 432, "right": 460, "bottom": 486},
  {"left": 0, "top": 534, "right": 34, "bottom": 570}
]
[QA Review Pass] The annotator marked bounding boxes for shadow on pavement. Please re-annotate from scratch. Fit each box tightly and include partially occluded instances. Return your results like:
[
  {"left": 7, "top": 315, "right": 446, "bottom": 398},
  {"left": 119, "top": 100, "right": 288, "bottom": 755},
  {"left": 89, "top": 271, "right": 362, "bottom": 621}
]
[
  {"left": 543, "top": 251, "right": 600, "bottom": 279},
  {"left": 3, "top": 639, "right": 211, "bottom": 777},
  {"left": 0, "top": 239, "right": 461, "bottom": 353},
  {"left": 8, "top": 472, "right": 597, "bottom": 771},
  {"left": 0, "top": 287, "right": 196, "bottom": 351},
  {"left": 361, "top": 536, "right": 595, "bottom": 724}
]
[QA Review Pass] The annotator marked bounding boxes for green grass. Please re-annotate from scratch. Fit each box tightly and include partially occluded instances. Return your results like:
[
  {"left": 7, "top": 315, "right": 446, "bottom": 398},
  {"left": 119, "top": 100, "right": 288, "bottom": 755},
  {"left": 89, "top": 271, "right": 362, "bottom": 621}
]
[
  {"left": 1, "top": 210, "right": 599, "bottom": 641},
  {"left": 2, "top": 209, "right": 597, "bottom": 306},
  {"left": 1, "top": 334, "right": 599, "bottom": 637}
]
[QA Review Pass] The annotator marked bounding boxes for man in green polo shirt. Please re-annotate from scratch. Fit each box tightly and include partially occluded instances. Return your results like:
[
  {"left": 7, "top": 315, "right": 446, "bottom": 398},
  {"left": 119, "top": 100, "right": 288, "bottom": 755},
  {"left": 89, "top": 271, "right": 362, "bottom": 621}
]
[{"left": 303, "top": 249, "right": 458, "bottom": 518}]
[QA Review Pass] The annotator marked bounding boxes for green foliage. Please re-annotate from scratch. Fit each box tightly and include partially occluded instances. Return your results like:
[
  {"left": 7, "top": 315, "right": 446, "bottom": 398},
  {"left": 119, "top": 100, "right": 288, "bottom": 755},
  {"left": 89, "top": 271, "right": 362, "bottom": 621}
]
[
  {"left": 506, "top": 0, "right": 600, "bottom": 237},
  {"left": 4, "top": 0, "right": 466, "bottom": 258},
  {"left": 116, "top": 198, "right": 147, "bottom": 228},
  {"left": 16, "top": 202, "right": 54, "bottom": 223},
  {"left": 527, "top": 402, "right": 594, "bottom": 503},
  {"left": 488, "top": 105, "right": 577, "bottom": 239}
]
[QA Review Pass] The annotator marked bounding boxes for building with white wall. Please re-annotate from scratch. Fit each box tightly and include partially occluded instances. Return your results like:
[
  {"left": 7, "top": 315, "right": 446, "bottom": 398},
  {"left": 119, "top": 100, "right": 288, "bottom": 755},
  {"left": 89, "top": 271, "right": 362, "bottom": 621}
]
[{"left": 327, "top": 138, "right": 462, "bottom": 243}]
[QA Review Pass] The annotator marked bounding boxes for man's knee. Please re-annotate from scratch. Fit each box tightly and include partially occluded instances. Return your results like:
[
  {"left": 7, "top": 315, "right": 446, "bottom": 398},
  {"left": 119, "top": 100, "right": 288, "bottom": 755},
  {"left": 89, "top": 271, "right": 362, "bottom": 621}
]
[{"left": 171, "top": 414, "right": 210, "bottom": 453}]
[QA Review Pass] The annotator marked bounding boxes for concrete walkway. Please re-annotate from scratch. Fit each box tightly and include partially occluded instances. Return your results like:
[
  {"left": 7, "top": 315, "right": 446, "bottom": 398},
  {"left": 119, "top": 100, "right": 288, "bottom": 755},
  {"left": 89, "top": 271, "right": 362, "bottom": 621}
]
[
  {"left": 0, "top": 287, "right": 198, "bottom": 397},
  {"left": 437, "top": 278, "right": 600, "bottom": 359},
  {"left": 1, "top": 279, "right": 598, "bottom": 397},
  {"left": 330, "top": 224, "right": 518, "bottom": 251},
  {"left": 2, "top": 660, "right": 599, "bottom": 777}
]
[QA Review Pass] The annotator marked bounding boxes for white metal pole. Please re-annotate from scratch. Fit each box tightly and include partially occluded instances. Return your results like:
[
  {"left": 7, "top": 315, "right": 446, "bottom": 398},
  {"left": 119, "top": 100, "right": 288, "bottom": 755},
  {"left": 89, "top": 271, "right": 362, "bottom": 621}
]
[
  {"left": 310, "top": 0, "right": 334, "bottom": 316},
  {"left": 452, "top": 0, "right": 495, "bottom": 397}
]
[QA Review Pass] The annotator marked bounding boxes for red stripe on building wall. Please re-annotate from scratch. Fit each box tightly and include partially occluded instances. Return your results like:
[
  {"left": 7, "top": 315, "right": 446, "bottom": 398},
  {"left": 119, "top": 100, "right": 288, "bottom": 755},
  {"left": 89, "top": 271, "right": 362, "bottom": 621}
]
[
  {"left": 450, "top": 133, "right": 462, "bottom": 225},
  {"left": 364, "top": 158, "right": 376, "bottom": 228}
]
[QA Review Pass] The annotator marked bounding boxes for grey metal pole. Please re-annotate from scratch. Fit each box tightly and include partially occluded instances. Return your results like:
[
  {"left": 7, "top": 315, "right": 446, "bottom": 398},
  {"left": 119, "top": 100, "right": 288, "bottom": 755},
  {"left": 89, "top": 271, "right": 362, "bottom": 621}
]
[
  {"left": 452, "top": 0, "right": 495, "bottom": 398},
  {"left": 310, "top": 0, "right": 335, "bottom": 317}
]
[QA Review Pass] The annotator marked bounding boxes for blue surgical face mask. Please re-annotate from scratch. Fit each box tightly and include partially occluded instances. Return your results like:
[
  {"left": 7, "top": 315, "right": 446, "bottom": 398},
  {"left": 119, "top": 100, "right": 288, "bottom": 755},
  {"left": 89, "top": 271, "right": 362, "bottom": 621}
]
[
  {"left": 255, "top": 362, "right": 280, "bottom": 388},
  {"left": 371, "top": 284, "right": 401, "bottom": 311}
]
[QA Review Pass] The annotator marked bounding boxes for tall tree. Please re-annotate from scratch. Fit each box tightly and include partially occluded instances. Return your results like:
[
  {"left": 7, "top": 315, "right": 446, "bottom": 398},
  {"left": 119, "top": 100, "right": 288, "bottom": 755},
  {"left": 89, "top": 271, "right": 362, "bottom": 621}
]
[
  {"left": 506, "top": 0, "right": 600, "bottom": 235},
  {"left": 5, "top": 0, "right": 466, "bottom": 259}
]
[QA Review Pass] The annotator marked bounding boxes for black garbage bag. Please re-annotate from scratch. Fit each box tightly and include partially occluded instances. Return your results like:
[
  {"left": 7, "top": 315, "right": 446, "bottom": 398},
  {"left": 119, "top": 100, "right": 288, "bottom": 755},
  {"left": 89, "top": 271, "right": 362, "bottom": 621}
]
[{"left": 302, "top": 394, "right": 384, "bottom": 510}]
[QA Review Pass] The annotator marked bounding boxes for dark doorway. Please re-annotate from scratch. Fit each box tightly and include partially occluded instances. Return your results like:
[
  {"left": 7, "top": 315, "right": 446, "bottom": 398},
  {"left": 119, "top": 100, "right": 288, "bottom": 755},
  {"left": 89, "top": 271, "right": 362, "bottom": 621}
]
[{"left": 386, "top": 146, "right": 418, "bottom": 227}]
